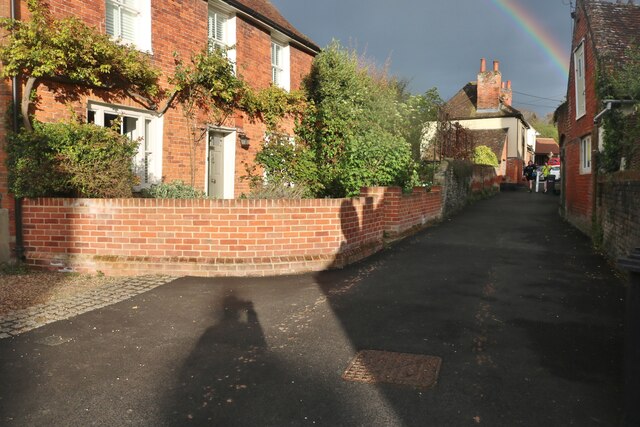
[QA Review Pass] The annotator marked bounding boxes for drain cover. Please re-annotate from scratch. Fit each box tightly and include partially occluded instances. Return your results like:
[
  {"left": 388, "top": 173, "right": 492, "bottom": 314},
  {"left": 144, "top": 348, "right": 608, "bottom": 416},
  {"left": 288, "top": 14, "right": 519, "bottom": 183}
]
[{"left": 342, "top": 350, "right": 442, "bottom": 389}]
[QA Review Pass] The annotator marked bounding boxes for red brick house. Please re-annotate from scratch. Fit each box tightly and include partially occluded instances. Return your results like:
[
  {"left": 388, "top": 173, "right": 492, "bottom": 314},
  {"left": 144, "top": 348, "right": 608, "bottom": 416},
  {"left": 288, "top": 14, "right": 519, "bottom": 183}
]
[
  {"left": 440, "top": 58, "right": 533, "bottom": 186},
  {"left": 0, "top": 0, "right": 319, "bottom": 252},
  {"left": 555, "top": 0, "right": 640, "bottom": 234}
]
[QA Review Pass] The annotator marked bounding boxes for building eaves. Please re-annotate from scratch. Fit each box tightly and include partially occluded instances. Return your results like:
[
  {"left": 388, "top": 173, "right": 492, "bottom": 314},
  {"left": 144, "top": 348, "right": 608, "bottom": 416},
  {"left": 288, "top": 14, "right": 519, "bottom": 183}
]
[{"left": 221, "top": 0, "right": 321, "bottom": 54}]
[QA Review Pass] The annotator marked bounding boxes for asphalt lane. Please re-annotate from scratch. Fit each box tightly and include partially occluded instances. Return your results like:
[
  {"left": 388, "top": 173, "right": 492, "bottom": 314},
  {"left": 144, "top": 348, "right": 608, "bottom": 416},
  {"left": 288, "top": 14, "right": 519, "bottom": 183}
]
[{"left": 0, "top": 190, "right": 625, "bottom": 426}]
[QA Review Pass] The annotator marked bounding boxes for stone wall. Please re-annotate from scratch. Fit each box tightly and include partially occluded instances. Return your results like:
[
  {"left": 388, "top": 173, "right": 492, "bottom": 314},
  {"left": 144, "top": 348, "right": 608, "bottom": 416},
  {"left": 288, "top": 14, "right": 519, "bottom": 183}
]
[{"left": 437, "top": 161, "right": 500, "bottom": 217}]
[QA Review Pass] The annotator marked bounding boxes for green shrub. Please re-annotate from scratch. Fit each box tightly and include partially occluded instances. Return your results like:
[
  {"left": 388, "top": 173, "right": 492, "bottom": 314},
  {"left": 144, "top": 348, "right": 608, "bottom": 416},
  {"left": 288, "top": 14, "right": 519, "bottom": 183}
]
[
  {"left": 142, "top": 180, "right": 208, "bottom": 199},
  {"left": 242, "top": 181, "right": 309, "bottom": 200},
  {"left": 340, "top": 129, "right": 418, "bottom": 196},
  {"left": 6, "top": 120, "right": 139, "bottom": 198},
  {"left": 251, "top": 134, "right": 319, "bottom": 197},
  {"left": 296, "top": 41, "right": 419, "bottom": 197},
  {"left": 6, "top": 127, "right": 71, "bottom": 197},
  {"left": 473, "top": 145, "right": 499, "bottom": 167}
]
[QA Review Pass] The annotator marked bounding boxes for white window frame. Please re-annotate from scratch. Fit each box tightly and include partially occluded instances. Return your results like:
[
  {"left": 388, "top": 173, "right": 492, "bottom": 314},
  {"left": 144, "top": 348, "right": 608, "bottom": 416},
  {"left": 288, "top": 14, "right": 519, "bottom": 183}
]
[
  {"left": 271, "top": 39, "right": 290, "bottom": 91},
  {"left": 580, "top": 135, "right": 591, "bottom": 174},
  {"left": 208, "top": 5, "right": 236, "bottom": 71},
  {"left": 574, "top": 41, "right": 586, "bottom": 119},
  {"left": 105, "top": 0, "right": 152, "bottom": 52},
  {"left": 88, "top": 102, "right": 163, "bottom": 189}
]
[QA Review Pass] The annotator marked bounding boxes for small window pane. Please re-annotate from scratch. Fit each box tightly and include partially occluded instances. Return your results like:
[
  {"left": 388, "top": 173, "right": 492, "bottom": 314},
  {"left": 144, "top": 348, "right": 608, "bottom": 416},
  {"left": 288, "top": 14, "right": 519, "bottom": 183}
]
[
  {"left": 106, "top": 0, "right": 142, "bottom": 45},
  {"left": 104, "top": 113, "right": 119, "bottom": 130},
  {"left": 208, "top": 9, "right": 227, "bottom": 48},
  {"left": 121, "top": 9, "right": 137, "bottom": 43},
  {"left": 106, "top": 1, "right": 117, "bottom": 36}
]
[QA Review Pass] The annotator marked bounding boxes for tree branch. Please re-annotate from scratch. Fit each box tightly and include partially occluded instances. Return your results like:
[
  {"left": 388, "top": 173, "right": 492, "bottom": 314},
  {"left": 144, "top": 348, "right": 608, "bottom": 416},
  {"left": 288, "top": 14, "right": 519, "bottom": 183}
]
[
  {"left": 123, "top": 88, "right": 157, "bottom": 111},
  {"left": 21, "top": 76, "right": 38, "bottom": 132},
  {"left": 158, "top": 90, "right": 179, "bottom": 116}
]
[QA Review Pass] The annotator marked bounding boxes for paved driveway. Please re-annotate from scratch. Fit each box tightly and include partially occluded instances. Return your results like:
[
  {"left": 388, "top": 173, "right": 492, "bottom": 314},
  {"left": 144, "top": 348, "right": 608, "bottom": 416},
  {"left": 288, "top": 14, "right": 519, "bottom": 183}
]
[{"left": 0, "top": 191, "right": 625, "bottom": 426}]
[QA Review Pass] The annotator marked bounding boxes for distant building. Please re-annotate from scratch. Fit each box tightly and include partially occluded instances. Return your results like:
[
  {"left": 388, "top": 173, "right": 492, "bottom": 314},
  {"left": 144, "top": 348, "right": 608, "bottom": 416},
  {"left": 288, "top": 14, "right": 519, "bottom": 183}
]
[
  {"left": 430, "top": 58, "right": 534, "bottom": 186},
  {"left": 534, "top": 138, "right": 560, "bottom": 165}
]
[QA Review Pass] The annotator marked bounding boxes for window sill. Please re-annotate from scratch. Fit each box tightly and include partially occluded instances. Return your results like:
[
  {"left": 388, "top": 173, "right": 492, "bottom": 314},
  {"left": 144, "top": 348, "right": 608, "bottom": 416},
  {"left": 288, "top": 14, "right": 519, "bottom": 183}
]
[{"left": 109, "top": 36, "right": 153, "bottom": 56}]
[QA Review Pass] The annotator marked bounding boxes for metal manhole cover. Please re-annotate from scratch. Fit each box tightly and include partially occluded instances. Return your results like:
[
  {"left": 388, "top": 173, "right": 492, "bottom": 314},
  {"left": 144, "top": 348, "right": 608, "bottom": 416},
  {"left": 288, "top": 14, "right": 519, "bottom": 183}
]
[{"left": 342, "top": 350, "right": 442, "bottom": 389}]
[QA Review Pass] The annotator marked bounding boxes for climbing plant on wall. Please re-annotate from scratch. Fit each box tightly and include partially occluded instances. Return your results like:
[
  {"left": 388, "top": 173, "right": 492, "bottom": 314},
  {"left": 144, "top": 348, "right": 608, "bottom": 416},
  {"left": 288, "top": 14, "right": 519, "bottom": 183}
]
[
  {"left": 0, "top": 0, "right": 161, "bottom": 132},
  {"left": 0, "top": 0, "right": 304, "bottom": 197},
  {"left": 598, "top": 45, "right": 640, "bottom": 172}
]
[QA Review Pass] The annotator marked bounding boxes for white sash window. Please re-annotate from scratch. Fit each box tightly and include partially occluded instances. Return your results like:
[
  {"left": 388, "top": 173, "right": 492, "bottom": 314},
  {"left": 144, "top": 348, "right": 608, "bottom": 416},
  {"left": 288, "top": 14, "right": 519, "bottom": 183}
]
[
  {"left": 88, "top": 103, "right": 163, "bottom": 188},
  {"left": 105, "top": 0, "right": 151, "bottom": 52},
  {"left": 271, "top": 40, "right": 290, "bottom": 90}
]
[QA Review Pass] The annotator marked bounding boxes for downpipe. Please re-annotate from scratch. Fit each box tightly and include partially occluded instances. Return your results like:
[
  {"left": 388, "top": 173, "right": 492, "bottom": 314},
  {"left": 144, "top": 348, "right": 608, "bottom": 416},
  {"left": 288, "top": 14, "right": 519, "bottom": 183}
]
[{"left": 10, "top": 0, "right": 25, "bottom": 261}]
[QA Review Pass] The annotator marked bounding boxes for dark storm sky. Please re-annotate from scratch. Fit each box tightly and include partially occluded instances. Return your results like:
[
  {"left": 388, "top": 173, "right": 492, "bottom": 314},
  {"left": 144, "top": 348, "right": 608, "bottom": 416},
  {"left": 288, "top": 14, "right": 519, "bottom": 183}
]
[{"left": 270, "top": 0, "right": 577, "bottom": 117}]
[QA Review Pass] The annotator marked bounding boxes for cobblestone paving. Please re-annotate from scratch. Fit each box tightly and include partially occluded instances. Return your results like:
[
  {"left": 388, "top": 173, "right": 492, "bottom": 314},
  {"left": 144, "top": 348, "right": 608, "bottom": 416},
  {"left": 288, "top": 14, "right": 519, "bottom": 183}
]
[{"left": 0, "top": 275, "right": 177, "bottom": 339}]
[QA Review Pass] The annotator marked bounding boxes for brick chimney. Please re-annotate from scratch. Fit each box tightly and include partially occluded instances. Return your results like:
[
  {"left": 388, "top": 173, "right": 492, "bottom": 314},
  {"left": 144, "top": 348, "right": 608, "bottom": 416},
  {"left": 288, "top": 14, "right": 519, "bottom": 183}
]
[
  {"left": 501, "top": 80, "right": 513, "bottom": 107},
  {"left": 477, "top": 59, "right": 502, "bottom": 111}
]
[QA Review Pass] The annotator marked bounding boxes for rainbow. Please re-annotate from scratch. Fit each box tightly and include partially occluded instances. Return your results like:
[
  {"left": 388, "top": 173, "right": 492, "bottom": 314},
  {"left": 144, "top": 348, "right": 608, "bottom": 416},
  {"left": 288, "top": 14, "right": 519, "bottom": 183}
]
[{"left": 489, "top": 0, "right": 570, "bottom": 77}]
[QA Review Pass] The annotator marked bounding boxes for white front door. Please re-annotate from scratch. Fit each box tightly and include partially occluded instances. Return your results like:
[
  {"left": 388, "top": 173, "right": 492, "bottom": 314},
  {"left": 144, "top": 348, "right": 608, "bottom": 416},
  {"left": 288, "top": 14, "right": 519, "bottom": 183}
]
[{"left": 208, "top": 131, "right": 225, "bottom": 198}]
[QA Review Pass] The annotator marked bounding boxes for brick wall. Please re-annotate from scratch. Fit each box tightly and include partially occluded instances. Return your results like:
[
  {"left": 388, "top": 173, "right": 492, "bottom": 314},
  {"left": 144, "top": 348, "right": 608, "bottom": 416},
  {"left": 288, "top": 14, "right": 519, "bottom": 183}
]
[
  {"left": 558, "top": 0, "right": 598, "bottom": 233},
  {"left": 20, "top": 187, "right": 443, "bottom": 276},
  {"left": 361, "top": 187, "right": 443, "bottom": 238},
  {"left": 505, "top": 158, "right": 522, "bottom": 184},
  {"left": 597, "top": 173, "right": 640, "bottom": 260},
  {"left": 563, "top": 138, "right": 593, "bottom": 234}
]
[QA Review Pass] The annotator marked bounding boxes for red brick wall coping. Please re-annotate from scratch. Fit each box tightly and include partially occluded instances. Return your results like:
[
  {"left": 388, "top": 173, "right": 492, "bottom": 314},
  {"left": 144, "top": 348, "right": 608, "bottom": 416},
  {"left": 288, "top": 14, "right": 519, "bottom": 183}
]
[{"left": 21, "top": 187, "right": 443, "bottom": 277}]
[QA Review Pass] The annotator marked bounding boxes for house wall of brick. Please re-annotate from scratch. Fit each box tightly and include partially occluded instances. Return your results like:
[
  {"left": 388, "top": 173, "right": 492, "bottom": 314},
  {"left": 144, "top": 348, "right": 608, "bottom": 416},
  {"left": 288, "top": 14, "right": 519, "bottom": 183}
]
[
  {"left": 559, "top": 0, "right": 598, "bottom": 234},
  {"left": 19, "top": 186, "right": 444, "bottom": 276},
  {"left": 231, "top": 17, "right": 314, "bottom": 197},
  {"left": 0, "top": 2, "right": 15, "bottom": 243},
  {"left": 0, "top": 0, "right": 317, "bottom": 252},
  {"left": 597, "top": 173, "right": 640, "bottom": 260},
  {"left": 563, "top": 138, "right": 593, "bottom": 234}
]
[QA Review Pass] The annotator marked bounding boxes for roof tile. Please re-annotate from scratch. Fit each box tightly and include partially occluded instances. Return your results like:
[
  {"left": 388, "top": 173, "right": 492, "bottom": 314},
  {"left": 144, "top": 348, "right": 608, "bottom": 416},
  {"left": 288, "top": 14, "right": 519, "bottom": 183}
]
[
  {"left": 444, "top": 83, "right": 524, "bottom": 120},
  {"left": 223, "top": 0, "right": 320, "bottom": 52},
  {"left": 586, "top": 0, "right": 640, "bottom": 65},
  {"left": 468, "top": 128, "right": 508, "bottom": 160}
]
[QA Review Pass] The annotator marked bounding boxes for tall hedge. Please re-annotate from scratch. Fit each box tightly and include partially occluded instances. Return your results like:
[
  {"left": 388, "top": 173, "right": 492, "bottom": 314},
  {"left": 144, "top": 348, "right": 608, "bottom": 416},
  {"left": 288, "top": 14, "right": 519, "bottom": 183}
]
[
  {"left": 296, "top": 42, "right": 418, "bottom": 197},
  {"left": 7, "top": 120, "right": 139, "bottom": 198}
]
